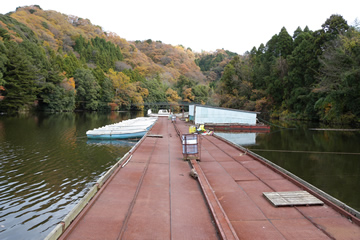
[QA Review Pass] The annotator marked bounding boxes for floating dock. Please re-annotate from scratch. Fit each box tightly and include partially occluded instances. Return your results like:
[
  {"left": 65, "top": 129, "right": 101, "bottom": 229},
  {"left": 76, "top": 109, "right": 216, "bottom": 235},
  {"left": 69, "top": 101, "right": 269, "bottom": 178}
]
[
  {"left": 48, "top": 117, "right": 360, "bottom": 239},
  {"left": 204, "top": 123, "right": 270, "bottom": 133}
]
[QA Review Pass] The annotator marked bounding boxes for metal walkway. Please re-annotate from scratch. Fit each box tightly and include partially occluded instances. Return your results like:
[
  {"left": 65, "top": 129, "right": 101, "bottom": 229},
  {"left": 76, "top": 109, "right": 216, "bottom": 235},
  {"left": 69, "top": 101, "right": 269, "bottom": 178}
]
[{"left": 57, "top": 117, "right": 360, "bottom": 240}]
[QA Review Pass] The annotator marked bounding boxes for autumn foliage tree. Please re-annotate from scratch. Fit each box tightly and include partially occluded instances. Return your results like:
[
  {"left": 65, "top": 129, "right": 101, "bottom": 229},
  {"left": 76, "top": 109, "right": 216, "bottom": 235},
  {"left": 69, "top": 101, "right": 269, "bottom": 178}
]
[
  {"left": 106, "top": 69, "right": 148, "bottom": 110},
  {"left": 166, "top": 88, "right": 181, "bottom": 111},
  {"left": 1, "top": 6, "right": 359, "bottom": 124}
]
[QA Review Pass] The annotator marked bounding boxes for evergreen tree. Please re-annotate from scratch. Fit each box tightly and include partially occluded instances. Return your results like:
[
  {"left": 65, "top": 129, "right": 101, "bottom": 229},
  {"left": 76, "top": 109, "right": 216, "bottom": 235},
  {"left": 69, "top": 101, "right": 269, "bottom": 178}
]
[
  {"left": 98, "top": 77, "right": 114, "bottom": 111},
  {"left": 322, "top": 14, "right": 350, "bottom": 41},
  {"left": 74, "top": 68, "right": 100, "bottom": 111},
  {"left": 0, "top": 41, "right": 8, "bottom": 87},
  {"left": 251, "top": 43, "right": 269, "bottom": 90},
  {"left": 20, "top": 40, "right": 50, "bottom": 84},
  {"left": 73, "top": 35, "right": 123, "bottom": 72},
  {"left": 277, "top": 27, "right": 294, "bottom": 58},
  {"left": 63, "top": 52, "right": 82, "bottom": 77},
  {"left": 286, "top": 31, "right": 320, "bottom": 116},
  {"left": 0, "top": 41, "right": 38, "bottom": 112},
  {"left": 38, "top": 82, "right": 75, "bottom": 112},
  {"left": 293, "top": 26, "right": 303, "bottom": 39}
]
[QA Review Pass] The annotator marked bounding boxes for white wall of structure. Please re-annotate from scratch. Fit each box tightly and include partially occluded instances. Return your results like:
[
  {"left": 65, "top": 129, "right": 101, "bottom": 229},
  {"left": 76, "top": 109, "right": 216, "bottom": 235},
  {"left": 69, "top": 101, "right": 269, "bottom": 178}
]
[
  {"left": 194, "top": 105, "right": 257, "bottom": 125},
  {"left": 189, "top": 105, "right": 195, "bottom": 116}
]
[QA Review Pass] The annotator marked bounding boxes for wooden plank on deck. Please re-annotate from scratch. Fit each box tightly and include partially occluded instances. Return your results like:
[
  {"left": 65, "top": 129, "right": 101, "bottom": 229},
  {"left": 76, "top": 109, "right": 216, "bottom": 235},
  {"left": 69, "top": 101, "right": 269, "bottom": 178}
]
[
  {"left": 263, "top": 191, "right": 324, "bottom": 207},
  {"left": 147, "top": 134, "right": 163, "bottom": 138}
]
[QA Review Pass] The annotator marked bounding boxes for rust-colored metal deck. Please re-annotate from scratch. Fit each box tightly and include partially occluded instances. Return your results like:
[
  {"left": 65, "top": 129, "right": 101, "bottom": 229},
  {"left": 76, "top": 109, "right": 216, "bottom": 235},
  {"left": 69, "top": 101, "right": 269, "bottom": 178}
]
[{"left": 59, "top": 117, "right": 360, "bottom": 240}]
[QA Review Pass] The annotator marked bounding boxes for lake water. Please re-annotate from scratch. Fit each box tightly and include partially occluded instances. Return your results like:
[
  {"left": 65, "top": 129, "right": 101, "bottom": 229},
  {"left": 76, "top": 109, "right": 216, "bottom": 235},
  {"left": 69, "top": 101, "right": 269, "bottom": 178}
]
[
  {"left": 0, "top": 111, "right": 143, "bottom": 240},
  {"left": 217, "top": 121, "right": 360, "bottom": 213},
  {"left": 0, "top": 113, "right": 359, "bottom": 239}
]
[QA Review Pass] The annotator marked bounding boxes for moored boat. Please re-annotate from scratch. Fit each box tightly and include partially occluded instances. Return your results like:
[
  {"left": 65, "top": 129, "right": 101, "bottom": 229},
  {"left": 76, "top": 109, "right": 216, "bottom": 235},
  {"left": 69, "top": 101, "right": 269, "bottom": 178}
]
[{"left": 86, "top": 117, "right": 157, "bottom": 139}]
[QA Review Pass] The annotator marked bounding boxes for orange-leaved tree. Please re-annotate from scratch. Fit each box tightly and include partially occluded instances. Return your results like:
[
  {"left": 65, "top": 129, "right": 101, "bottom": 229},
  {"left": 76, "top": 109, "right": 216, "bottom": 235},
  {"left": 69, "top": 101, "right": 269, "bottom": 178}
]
[
  {"left": 107, "top": 69, "right": 148, "bottom": 110},
  {"left": 166, "top": 88, "right": 181, "bottom": 112}
]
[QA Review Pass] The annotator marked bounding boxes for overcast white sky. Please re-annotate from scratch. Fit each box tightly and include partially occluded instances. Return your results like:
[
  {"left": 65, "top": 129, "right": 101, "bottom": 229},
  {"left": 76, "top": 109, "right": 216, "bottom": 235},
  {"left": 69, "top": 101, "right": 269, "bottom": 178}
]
[{"left": 1, "top": 1, "right": 359, "bottom": 54}]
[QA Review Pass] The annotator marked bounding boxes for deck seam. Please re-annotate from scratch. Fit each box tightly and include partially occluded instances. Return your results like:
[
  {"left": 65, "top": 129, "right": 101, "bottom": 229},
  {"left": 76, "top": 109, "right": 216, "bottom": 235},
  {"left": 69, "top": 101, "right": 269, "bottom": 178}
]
[
  {"left": 167, "top": 119, "right": 173, "bottom": 240},
  {"left": 173, "top": 122, "right": 239, "bottom": 239},
  {"left": 202, "top": 136, "right": 287, "bottom": 239},
  {"left": 116, "top": 137, "right": 158, "bottom": 240},
  {"left": 295, "top": 206, "right": 336, "bottom": 239}
]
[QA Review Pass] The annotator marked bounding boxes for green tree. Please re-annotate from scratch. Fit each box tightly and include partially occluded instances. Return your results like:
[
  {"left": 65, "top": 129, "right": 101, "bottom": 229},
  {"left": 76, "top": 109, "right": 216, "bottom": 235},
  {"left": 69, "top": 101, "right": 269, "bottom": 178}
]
[
  {"left": 38, "top": 82, "right": 75, "bottom": 112},
  {"left": 285, "top": 30, "right": 320, "bottom": 116},
  {"left": 174, "top": 75, "right": 196, "bottom": 96},
  {"left": 140, "top": 76, "right": 167, "bottom": 104},
  {"left": 277, "top": 27, "right": 294, "bottom": 58},
  {"left": 192, "top": 84, "right": 209, "bottom": 104},
  {"left": 73, "top": 35, "right": 123, "bottom": 72},
  {"left": 122, "top": 69, "right": 146, "bottom": 83},
  {"left": 293, "top": 26, "right": 303, "bottom": 39},
  {"left": 0, "top": 41, "right": 38, "bottom": 112},
  {"left": 63, "top": 52, "right": 82, "bottom": 77},
  {"left": 74, "top": 68, "right": 100, "bottom": 110},
  {"left": 251, "top": 43, "right": 268, "bottom": 90},
  {"left": 98, "top": 77, "right": 114, "bottom": 111},
  {"left": 322, "top": 14, "right": 349, "bottom": 40},
  {"left": 218, "top": 55, "right": 253, "bottom": 109},
  {"left": 0, "top": 41, "right": 8, "bottom": 87},
  {"left": 315, "top": 27, "right": 360, "bottom": 123}
]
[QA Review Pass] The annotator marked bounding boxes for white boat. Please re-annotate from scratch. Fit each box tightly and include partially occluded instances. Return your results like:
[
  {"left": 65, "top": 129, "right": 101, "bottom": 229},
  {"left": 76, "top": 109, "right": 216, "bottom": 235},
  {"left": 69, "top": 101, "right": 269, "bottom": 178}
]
[{"left": 86, "top": 117, "right": 157, "bottom": 139}]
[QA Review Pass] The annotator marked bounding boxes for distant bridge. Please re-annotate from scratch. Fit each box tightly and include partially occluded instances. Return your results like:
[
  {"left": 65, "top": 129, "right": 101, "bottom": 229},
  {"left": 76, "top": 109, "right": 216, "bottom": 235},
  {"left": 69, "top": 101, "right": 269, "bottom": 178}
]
[
  {"left": 130, "top": 102, "right": 205, "bottom": 109},
  {"left": 131, "top": 102, "right": 194, "bottom": 106}
]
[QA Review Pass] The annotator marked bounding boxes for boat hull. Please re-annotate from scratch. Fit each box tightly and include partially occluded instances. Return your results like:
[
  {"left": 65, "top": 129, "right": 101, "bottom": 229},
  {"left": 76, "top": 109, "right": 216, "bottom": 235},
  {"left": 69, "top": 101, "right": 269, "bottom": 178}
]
[
  {"left": 86, "top": 117, "right": 157, "bottom": 140},
  {"left": 86, "top": 139, "right": 137, "bottom": 146},
  {"left": 87, "top": 130, "right": 147, "bottom": 140}
]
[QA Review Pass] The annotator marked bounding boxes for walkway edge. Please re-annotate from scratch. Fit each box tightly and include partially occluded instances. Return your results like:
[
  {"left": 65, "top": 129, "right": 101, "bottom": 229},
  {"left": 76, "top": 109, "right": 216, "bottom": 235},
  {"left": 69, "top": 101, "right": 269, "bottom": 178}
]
[
  {"left": 213, "top": 133, "right": 360, "bottom": 225},
  {"left": 44, "top": 119, "right": 158, "bottom": 240}
]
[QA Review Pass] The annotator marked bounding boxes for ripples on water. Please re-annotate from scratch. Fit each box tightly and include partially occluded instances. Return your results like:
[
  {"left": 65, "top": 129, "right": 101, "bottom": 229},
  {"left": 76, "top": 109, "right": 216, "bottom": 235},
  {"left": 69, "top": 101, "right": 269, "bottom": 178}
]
[{"left": 0, "top": 112, "right": 141, "bottom": 240}]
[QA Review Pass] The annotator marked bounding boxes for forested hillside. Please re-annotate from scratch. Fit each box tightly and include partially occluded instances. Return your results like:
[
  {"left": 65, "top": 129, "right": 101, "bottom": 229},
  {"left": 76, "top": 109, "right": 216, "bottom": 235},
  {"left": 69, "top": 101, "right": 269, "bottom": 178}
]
[
  {"left": 0, "top": 5, "right": 359, "bottom": 124},
  {"left": 217, "top": 15, "right": 360, "bottom": 124},
  {"left": 0, "top": 5, "right": 211, "bottom": 113}
]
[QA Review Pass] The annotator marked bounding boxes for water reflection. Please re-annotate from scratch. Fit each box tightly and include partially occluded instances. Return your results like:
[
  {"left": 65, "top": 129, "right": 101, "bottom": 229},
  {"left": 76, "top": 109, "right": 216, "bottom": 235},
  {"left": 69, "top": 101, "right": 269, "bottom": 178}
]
[
  {"left": 215, "top": 132, "right": 256, "bottom": 146},
  {"left": 0, "top": 112, "right": 143, "bottom": 240},
  {"left": 86, "top": 139, "right": 137, "bottom": 147}
]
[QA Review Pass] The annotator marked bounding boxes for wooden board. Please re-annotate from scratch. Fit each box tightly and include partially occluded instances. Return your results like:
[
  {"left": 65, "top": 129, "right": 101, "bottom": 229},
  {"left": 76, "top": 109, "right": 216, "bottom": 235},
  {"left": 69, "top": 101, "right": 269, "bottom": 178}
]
[
  {"left": 263, "top": 191, "right": 324, "bottom": 207},
  {"left": 147, "top": 134, "right": 163, "bottom": 138}
]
